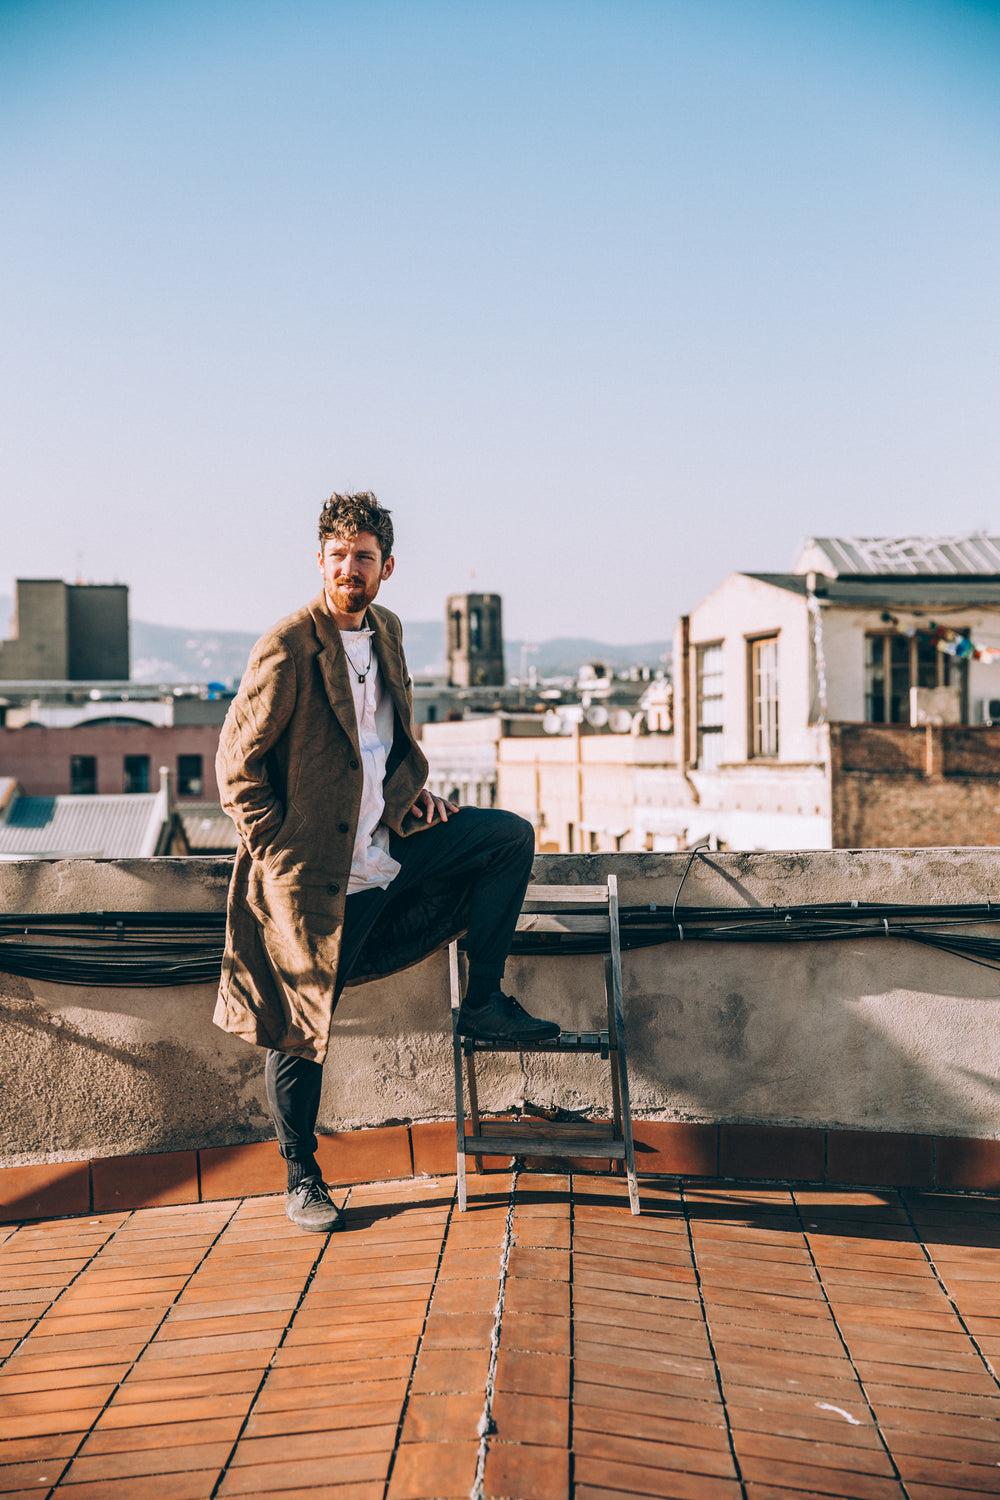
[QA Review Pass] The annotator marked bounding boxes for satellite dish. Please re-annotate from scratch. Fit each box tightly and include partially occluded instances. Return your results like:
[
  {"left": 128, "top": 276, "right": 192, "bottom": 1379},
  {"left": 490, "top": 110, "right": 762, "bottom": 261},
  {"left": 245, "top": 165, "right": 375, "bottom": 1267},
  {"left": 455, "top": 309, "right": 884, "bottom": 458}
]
[
  {"left": 584, "top": 704, "right": 609, "bottom": 727},
  {"left": 609, "top": 709, "right": 633, "bottom": 733},
  {"left": 542, "top": 710, "right": 563, "bottom": 734}
]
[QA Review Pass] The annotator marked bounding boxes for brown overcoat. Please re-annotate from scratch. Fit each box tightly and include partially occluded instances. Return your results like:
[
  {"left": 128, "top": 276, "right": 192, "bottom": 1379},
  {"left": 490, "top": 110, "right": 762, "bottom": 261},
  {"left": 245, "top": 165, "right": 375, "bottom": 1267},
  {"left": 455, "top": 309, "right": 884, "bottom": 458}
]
[{"left": 214, "top": 591, "right": 439, "bottom": 1064}]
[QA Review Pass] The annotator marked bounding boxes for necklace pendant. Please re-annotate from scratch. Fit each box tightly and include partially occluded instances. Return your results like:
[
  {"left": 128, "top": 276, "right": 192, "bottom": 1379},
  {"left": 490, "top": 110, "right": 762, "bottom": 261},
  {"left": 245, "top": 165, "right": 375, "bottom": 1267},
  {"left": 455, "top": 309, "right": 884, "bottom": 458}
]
[{"left": 357, "top": 672, "right": 367, "bottom": 683}]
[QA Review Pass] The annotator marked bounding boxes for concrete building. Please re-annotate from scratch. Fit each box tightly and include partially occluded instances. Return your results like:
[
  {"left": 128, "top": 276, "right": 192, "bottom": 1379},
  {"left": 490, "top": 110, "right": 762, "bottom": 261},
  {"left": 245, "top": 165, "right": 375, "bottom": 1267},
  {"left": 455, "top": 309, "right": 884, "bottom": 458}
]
[
  {"left": 666, "top": 534, "right": 1000, "bottom": 850},
  {"left": 0, "top": 578, "right": 129, "bottom": 681},
  {"left": 446, "top": 592, "right": 504, "bottom": 687}
]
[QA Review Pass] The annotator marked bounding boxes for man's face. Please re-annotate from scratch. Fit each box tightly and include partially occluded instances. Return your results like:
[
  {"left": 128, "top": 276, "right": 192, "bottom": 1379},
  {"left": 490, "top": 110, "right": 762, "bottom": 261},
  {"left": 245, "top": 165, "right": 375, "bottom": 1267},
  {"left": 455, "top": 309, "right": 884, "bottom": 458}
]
[{"left": 318, "top": 530, "right": 394, "bottom": 622}]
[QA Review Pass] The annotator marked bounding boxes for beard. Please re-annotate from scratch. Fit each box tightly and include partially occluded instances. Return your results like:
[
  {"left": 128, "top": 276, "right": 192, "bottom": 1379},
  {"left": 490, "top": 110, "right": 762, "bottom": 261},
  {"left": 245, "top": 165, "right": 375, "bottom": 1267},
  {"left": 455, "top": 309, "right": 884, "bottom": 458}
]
[{"left": 330, "top": 577, "right": 375, "bottom": 613}]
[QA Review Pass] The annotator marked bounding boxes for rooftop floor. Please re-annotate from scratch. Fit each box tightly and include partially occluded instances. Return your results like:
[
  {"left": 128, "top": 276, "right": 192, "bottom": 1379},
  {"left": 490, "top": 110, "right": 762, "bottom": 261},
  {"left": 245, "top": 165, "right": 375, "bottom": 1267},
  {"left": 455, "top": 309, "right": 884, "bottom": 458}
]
[{"left": 2, "top": 1172, "right": 1000, "bottom": 1499}]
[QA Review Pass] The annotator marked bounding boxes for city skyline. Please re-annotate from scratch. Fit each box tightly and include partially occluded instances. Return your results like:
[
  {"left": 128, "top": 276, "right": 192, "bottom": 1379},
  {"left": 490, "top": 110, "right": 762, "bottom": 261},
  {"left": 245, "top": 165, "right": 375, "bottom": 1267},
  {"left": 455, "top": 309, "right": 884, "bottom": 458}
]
[{"left": 4, "top": 0, "right": 999, "bottom": 640}]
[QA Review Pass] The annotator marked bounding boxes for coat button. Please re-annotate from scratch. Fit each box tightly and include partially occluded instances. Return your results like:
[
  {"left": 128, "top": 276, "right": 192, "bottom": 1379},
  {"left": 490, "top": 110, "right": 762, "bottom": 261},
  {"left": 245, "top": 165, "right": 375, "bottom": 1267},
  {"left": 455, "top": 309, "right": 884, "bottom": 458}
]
[
  {"left": 338, "top": 821, "right": 349, "bottom": 834},
  {"left": 327, "top": 882, "right": 340, "bottom": 895},
  {"left": 349, "top": 758, "right": 359, "bottom": 769}
]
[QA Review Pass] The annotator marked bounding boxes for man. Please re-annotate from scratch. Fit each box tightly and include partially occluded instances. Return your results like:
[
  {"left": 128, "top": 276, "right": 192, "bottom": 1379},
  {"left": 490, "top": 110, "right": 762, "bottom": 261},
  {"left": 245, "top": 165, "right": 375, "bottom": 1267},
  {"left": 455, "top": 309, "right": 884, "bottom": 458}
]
[{"left": 216, "top": 491, "right": 560, "bottom": 1232}]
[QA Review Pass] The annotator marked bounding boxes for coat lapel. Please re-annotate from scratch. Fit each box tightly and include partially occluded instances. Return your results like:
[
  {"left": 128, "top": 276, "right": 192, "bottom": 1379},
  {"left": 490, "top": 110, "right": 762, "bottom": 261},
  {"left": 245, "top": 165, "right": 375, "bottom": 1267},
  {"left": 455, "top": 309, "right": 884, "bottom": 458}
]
[
  {"left": 308, "top": 593, "right": 360, "bottom": 754},
  {"left": 369, "top": 608, "right": 413, "bottom": 735}
]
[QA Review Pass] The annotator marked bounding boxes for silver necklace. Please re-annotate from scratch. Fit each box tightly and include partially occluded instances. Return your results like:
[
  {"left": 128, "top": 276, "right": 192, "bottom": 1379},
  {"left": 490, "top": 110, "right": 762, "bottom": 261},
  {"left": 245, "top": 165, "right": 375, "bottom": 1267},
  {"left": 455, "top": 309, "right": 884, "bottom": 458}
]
[{"left": 345, "top": 636, "right": 373, "bottom": 684}]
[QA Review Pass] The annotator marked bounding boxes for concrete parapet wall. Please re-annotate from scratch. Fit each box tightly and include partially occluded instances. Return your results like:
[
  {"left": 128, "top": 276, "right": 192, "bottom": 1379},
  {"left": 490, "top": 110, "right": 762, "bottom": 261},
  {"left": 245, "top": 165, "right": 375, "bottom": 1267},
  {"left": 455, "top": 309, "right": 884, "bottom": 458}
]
[{"left": 3, "top": 849, "right": 1000, "bottom": 1171}]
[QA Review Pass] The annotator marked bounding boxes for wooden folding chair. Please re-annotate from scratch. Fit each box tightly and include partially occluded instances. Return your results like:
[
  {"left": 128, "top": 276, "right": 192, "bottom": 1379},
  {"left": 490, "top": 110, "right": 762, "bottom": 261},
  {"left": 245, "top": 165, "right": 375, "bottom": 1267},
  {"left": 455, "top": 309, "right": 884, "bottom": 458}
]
[{"left": 450, "top": 874, "right": 640, "bottom": 1214}]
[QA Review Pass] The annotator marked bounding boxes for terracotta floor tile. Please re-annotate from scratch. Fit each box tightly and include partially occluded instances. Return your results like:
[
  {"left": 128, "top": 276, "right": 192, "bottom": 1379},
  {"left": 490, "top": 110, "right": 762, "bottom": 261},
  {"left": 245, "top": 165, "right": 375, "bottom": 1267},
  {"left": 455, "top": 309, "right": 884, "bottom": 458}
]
[
  {"left": 885, "top": 1424, "right": 1000, "bottom": 1466},
  {"left": 700, "top": 1287, "right": 831, "bottom": 1322},
  {"left": 0, "top": 1457, "right": 73, "bottom": 1491},
  {"left": 80, "top": 1416, "right": 243, "bottom": 1454},
  {"left": 436, "top": 1246, "right": 502, "bottom": 1278},
  {"left": 721, "top": 1381, "right": 873, "bottom": 1428},
  {"left": 573, "top": 1380, "right": 726, "bottom": 1429},
  {"left": 229, "top": 1422, "right": 397, "bottom": 1466},
  {"left": 892, "top": 1451, "right": 1000, "bottom": 1490},
  {"left": 427, "top": 1279, "right": 498, "bottom": 1315},
  {"left": 246, "top": 1398, "right": 402, "bottom": 1439},
  {"left": 732, "top": 1426, "right": 896, "bottom": 1475},
  {"left": 399, "top": 1390, "right": 484, "bottom": 1443},
  {"left": 856, "top": 1359, "right": 997, "bottom": 1397},
  {"left": 505, "top": 1245, "right": 569, "bottom": 1281},
  {"left": 1, "top": 1346, "right": 145, "bottom": 1377},
  {"left": 726, "top": 1399, "right": 884, "bottom": 1448},
  {"left": 573, "top": 1403, "right": 730, "bottom": 1451},
  {"left": 482, "top": 1441, "right": 569, "bottom": 1500},
  {"left": 384, "top": 1439, "right": 479, "bottom": 1498},
  {"left": 269, "top": 1352, "right": 413, "bottom": 1383},
  {"left": 117, "top": 1370, "right": 261, "bottom": 1404},
  {"left": 847, "top": 1337, "right": 987, "bottom": 1376},
  {"left": 0, "top": 1408, "right": 101, "bottom": 1440},
  {"left": 280, "top": 1331, "right": 417, "bottom": 1363},
  {"left": 577, "top": 1320, "right": 710, "bottom": 1361},
  {"left": 501, "top": 1278, "right": 570, "bottom": 1317},
  {"left": 490, "top": 1389, "right": 568, "bottom": 1446},
  {"left": 0, "top": 1368, "right": 128, "bottom": 1398},
  {"left": 739, "top": 1453, "right": 907, "bottom": 1497},
  {"left": 501, "top": 1311, "right": 571, "bottom": 1354},
  {"left": 576, "top": 1339, "right": 715, "bottom": 1390},
  {"left": 254, "top": 1375, "right": 408, "bottom": 1410},
  {"left": 60, "top": 1440, "right": 231, "bottom": 1485},
  {"left": 573, "top": 1284, "right": 704, "bottom": 1324},
  {"left": 419, "top": 1312, "right": 496, "bottom": 1350},
  {"left": 574, "top": 1427, "right": 737, "bottom": 1479},
  {"left": 44, "top": 1474, "right": 219, "bottom": 1500},
  {"left": 0, "top": 1383, "right": 117, "bottom": 1416},
  {"left": 743, "top": 1489, "right": 903, "bottom": 1500},
  {"left": 509, "top": 1215, "right": 571, "bottom": 1248},
  {"left": 867, "top": 1385, "right": 1000, "bottom": 1422},
  {"left": 877, "top": 1407, "right": 1000, "bottom": 1443},
  {"left": 575, "top": 1357, "right": 719, "bottom": 1402},
  {"left": 574, "top": 1455, "right": 743, "bottom": 1499},
  {"left": 129, "top": 1349, "right": 272, "bottom": 1381},
  {"left": 96, "top": 1391, "right": 254, "bottom": 1430},
  {"left": 139, "top": 1331, "right": 280, "bottom": 1361},
  {"left": 408, "top": 1347, "right": 489, "bottom": 1395},
  {"left": 217, "top": 1451, "right": 388, "bottom": 1495},
  {"left": 493, "top": 1347, "right": 569, "bottom": 1398}
]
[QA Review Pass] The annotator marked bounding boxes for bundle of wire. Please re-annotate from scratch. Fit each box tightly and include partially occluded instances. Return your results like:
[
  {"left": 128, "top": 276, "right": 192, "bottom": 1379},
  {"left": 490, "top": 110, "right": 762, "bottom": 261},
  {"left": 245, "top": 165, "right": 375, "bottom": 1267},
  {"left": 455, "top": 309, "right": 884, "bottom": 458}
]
[{"left": 2, "top": 901, "right": 1000, "bottom": 986}]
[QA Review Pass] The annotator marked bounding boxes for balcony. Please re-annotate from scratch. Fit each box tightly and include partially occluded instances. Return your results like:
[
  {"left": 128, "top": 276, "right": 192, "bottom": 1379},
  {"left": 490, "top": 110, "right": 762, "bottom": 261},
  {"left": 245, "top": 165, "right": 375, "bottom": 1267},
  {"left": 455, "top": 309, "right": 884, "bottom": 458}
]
[{"left": 3, "top": 849, "right": 1000, "bottom": 1496}]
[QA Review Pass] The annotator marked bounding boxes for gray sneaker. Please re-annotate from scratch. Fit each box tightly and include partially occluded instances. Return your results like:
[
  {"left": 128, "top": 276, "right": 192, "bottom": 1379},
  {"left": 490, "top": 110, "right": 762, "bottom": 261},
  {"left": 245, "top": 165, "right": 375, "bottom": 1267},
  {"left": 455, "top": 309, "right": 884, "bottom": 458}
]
[{"left": 285, "top": 1177, "right": 344, "bottom": 1233}]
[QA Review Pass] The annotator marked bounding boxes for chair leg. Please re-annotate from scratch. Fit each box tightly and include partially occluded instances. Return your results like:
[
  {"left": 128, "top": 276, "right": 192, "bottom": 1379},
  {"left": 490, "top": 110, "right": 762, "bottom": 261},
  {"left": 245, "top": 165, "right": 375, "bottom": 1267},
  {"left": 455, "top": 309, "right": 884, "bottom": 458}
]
[
  {"left": 466, "top": 1052, "right": 485, "bottom": 1174},
  {"left": 605, "top": 955, "right": 624, "bottom": 1175},
  {"left": 450, "top": 942, "right": 468, "bottom": 1212},
  {"left": 608, "top": 877, "right": 640, "bottom": 1216}
]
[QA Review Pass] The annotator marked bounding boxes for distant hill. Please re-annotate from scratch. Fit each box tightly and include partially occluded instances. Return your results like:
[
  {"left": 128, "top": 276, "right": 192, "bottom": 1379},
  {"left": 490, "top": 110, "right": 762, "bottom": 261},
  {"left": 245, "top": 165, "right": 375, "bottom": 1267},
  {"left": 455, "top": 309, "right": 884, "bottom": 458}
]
[{"left": 0, "top": 598, "right": 670, "bottom": 684}]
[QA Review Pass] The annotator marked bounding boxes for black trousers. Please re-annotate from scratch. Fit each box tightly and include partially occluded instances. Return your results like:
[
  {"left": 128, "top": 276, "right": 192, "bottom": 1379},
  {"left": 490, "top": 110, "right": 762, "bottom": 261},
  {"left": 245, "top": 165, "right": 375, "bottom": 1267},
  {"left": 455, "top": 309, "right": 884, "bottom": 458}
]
[{"left": 264, "top": 806, "right": 534, "bottom": 1162}]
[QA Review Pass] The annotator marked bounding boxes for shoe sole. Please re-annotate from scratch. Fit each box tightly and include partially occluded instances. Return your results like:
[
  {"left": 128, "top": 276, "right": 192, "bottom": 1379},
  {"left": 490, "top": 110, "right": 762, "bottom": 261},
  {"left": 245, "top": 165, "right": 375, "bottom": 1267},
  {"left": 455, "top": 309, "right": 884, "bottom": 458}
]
[
  {"left": 458, "top": 1025, "right": 562, "bottom": 1043},
  {"left": 285, "top": 1211, "right": 344, "bottom": 1232}
]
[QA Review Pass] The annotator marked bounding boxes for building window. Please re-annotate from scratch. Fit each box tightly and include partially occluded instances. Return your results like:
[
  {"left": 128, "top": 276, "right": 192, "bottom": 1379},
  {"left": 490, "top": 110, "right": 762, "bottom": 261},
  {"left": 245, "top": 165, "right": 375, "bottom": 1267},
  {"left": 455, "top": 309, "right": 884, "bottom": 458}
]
[
  {"left": 696, "top": 643, "right": 724, "bottom": 770},
  {"left": 749, "top": 636, "right": 779, "bottom": 757},
  {"left": 469, "top": 608, "right": 482, "bottom": 650},
  {"left": 177, "top": 754, "right": 204, "bottom": 797},
  {"left": 865, "top": 634, "right": 968, "bottom": 723},
  {"left": 123, "top": 754, "right": 150, "bottom": 794},
  {"left": 70, "top": 755, "right": 97, "bottom": 795}
]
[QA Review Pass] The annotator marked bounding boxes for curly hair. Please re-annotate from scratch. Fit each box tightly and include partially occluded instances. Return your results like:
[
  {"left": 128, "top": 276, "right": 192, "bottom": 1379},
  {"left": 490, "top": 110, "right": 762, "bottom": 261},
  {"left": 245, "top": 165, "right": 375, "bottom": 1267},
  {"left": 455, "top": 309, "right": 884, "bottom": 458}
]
[{"left": 318, "top": 491, "right": 394, "bottom": 559}]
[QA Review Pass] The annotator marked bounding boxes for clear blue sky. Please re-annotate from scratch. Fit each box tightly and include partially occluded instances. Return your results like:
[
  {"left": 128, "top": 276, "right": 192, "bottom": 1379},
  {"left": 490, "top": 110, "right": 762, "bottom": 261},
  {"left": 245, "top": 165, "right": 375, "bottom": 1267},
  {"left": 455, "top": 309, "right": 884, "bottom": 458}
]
[{"left": 3, "top": 0, "right": 999, "bottom": 641}]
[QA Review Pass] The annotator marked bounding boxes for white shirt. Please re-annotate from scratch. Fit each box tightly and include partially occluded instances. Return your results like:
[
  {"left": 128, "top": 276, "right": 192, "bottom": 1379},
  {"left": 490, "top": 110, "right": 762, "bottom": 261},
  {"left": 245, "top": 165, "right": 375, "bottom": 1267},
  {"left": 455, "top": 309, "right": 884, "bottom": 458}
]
[{"left": 341, "top": 627, "right": 402, "bottom": 895}]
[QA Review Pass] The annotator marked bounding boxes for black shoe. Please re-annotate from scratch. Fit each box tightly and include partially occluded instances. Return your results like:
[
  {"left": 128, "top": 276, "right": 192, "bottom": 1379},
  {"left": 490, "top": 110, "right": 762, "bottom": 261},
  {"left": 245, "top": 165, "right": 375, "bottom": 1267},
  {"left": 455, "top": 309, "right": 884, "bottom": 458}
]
[
  {"left": 285, "top": 1177, "right": 344, "bottom": 1233},
  {"left": 457, "top": 991, "right": 561, "bottom": 1043}
]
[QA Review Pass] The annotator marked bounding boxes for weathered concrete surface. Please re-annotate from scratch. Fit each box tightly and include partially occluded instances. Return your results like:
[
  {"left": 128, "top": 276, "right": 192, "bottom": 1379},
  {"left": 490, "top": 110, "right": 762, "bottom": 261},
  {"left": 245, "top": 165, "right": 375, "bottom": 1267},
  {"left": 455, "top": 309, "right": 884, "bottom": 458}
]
[{"left": 2, "top": 850, "right": 1000, "bottom": 1164}]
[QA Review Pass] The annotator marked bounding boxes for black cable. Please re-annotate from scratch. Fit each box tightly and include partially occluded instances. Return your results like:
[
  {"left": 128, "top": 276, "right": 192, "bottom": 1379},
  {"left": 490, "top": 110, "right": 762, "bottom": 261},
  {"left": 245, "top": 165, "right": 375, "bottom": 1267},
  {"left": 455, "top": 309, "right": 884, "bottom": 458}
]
[{"left": 3, "top": 900, "right": 1000, "bottom": 986}]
